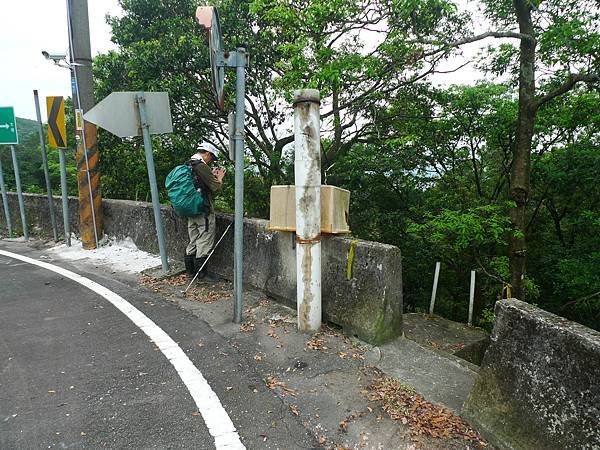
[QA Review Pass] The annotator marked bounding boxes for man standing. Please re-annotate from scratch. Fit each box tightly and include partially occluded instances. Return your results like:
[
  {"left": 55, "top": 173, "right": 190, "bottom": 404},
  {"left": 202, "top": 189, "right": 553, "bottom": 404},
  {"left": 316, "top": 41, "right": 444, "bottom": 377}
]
[{"left": 184, "top": 142, "right": 225, "bottom": 280}]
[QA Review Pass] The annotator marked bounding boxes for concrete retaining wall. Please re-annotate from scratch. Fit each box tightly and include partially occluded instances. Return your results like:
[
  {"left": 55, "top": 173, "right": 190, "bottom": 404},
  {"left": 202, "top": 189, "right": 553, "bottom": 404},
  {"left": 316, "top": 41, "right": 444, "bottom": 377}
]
[
  {"left": 462, "top": 299, "right": 600, "bottom": 450},
  {"left": 1, "top": 193, "right": 402, "bottom": 344}
]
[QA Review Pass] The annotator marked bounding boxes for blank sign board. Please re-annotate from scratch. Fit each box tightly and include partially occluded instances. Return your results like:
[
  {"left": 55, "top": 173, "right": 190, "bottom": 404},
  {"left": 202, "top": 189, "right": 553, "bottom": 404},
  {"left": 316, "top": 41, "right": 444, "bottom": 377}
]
[{"left": 83, "top": 92, "right": 173, "bottom": 138}]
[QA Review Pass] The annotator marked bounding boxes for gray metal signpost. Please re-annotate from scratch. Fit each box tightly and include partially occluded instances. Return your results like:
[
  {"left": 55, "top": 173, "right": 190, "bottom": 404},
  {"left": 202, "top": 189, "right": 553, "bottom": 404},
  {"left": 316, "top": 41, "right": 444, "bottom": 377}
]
[
  {"left": 33, "top": 90, "right": 59, "bottom": 242},
  {"left": 58, "top": 148, "right": 71, "bottom": 246},
  {"left": 232, "top": 47, "right": 247, "bottom": 324},
  {"left": 0, "top": 153, "right": 12, "bottom": 236},
  {"left": 136, "top": 93, "right": 169, "bottom": 273},
  {"left": 84, "top": 91, "right": 173, "bottom": 273},
  {"left": 10, "top": 145, "right": 28, "bottom": 240},
  {"left": 196, "top": 6, "right": 248, "bottom": 323}
]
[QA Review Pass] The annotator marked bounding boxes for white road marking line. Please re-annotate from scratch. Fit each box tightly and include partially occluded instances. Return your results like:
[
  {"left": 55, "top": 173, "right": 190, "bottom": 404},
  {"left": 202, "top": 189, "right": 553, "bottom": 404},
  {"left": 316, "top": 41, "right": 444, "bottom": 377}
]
[{"left": 0, "top": 249, "right": 245, "bottom": 450}]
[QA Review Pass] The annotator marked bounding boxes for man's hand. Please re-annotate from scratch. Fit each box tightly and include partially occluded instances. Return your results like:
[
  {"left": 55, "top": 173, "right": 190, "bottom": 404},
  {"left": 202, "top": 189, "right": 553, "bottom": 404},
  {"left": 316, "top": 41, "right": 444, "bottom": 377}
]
[{"left": 212, "top": 167, "right": 226, "bottom": 183}]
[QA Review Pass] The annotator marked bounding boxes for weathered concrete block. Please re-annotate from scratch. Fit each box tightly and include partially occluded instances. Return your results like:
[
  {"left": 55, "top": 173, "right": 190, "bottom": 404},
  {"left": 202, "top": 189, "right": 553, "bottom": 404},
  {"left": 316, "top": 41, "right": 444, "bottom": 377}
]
[
  {"left": 2, "top": 193, "right": 402, "bottom": 344},
  {"left": 462, "top": 299, "right": 600, "bottom": 450},
  {"left": 3, "top": 193, "right": 79, "bottom": 238}
]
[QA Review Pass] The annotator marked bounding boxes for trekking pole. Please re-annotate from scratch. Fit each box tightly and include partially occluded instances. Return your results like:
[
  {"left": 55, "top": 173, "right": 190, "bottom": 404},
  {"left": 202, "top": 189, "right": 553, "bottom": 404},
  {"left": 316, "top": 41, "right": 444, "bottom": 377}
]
[{"left": 184, "top": 222, "right": 233, "bottom": 293}]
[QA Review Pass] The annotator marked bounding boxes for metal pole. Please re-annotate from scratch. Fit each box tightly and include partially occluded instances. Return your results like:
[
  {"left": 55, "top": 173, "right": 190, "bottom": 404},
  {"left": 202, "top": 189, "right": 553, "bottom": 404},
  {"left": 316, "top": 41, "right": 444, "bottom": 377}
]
[
  {"left": 468, "top": 270, "right": 476, "bottom": 326},
  {"left": 10, "top": 145, "right": 28, "bottom": 240},
  {"left": 0, "top": 152, "right": 13, "bottom": 236},
  {"left": 136, "top": 93, "right": 169, "bottom": 273},
  {"left": 59, "top": 149, "right": 71, "bottom": 246},
  {"left": 429, "top": 261, "right": 441, "bottom": 315},
  {"left": 293, "top": 89, "right": 322, "bottom": 332},
  {"left": 33, "top": 90, "right": 58, "bottom": 241},
  {"left": 233, "top": 47, "right": 247, "bottom": 324}
]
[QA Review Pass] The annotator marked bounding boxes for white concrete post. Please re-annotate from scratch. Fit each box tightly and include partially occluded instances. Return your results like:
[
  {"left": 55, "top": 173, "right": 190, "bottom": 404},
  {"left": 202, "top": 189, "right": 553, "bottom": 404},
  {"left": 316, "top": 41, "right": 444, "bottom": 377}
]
[
  {"left": 429, "top": 261, "right": 441, "bottom": 315},
  {"left": 468, "top": 270, "right": 476, "bottom": 326},
  {"left": 293, "top": 89, "right": 321, "bottom": 332}
]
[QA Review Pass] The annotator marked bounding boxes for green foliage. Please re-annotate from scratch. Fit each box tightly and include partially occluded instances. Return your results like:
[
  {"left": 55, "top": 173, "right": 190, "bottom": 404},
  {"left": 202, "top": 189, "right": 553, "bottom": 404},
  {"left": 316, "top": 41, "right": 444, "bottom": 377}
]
[
  {"left": 408, "top": 205, "right": 512, "bottom": 253},
  {"left": 479, "top": 307, "right": 495, "bottom": 331}
]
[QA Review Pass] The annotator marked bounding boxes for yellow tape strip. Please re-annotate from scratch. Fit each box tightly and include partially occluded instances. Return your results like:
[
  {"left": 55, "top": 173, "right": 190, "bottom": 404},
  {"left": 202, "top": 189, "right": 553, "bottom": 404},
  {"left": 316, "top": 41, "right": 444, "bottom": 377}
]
[{"left": 347, "top": 239, "right": 359, "bottom": 280}]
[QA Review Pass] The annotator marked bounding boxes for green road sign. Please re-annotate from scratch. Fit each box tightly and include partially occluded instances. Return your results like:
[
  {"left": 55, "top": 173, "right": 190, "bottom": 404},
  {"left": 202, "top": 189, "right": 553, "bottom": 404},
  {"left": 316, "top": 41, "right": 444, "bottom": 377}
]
[{"left": 0, "top": 107, "right": 18, "bottom": 144}]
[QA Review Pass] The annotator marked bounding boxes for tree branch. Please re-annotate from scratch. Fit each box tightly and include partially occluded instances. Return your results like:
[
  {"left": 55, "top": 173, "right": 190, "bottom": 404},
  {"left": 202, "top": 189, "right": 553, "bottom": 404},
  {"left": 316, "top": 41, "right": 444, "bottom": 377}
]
[
  {"left": 422, "top": 30, "right": 535, "bottom": 57},
  {"left": 535, "top": 72, "right": 600, "bottom": 110}
]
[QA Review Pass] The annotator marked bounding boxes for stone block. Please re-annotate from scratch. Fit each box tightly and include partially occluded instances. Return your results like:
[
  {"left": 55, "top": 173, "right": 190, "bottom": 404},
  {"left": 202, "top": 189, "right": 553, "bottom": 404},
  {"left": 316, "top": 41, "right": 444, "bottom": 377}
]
[{"left": 462, "top": 299, "right": 600, "bottom": 450}]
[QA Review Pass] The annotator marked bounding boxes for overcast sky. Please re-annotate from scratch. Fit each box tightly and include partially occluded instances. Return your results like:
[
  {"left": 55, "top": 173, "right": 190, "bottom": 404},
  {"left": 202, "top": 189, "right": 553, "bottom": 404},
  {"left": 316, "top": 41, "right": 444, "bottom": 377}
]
[
  {"left": 1, "top": 0, "right": 487, "bottom": 123},
  {"left": 0, "top": 0, "right": 122, "bottom": 121}
]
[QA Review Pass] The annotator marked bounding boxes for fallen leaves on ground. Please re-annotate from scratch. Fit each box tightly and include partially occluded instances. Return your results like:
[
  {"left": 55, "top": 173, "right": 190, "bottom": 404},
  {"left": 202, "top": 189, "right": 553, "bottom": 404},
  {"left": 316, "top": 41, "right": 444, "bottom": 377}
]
[
  {"left": 139, "top": 274, "right": 187, "bottom": 289},
  {"left": 267, "top": 318, "right": 288, "bottom": 328},
  {"left": 320, "top": 323, "right": 343, "bottom": 337},
  {"left": 240, "top": 323, "right": 255, "bottom": 332},
  {"left": 186, "top": 288, "right": 232, "bottom": 303},
  {"left": 426, "top": 340, "right": 442, "bottom": 349},
  {"left": 267, "top": 327, "right": 279, "bottom": 339},
  {"left": 338, "top": 350, "right": 365, "bottom": 360},
  {"left": 447, "top": 343, "right": 466, "bottom": 352},
  {"left": 368, "top": 374, "right": 486, "bottom": 448},
  {"left": 289, "top": 404, "right": 300, "bottom": 416},
  {"left": 306, "top": 336, "right": 327, "bottom": 351},
  {"left": 339, "top": 419, "right": 349, "bottom": 432},
  {"left": 265, "top": 375, "right": 297, "bottom": 397},
  {"left": 139, "top": 274, "right": 231, "bottom": 303}
]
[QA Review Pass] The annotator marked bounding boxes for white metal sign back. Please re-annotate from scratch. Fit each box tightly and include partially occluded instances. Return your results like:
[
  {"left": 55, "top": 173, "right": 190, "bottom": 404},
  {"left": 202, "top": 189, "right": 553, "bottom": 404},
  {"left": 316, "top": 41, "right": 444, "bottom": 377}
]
[{"left": 83, "top": 92, "right": 173, "bottom": 138}]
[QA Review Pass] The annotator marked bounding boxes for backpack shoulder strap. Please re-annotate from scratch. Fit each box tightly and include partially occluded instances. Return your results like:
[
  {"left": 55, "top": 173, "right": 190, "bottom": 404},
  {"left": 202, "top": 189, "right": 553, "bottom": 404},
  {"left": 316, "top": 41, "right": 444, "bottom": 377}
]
[{"left": 187, "top": 160, "right": 204, "bottom": 190}]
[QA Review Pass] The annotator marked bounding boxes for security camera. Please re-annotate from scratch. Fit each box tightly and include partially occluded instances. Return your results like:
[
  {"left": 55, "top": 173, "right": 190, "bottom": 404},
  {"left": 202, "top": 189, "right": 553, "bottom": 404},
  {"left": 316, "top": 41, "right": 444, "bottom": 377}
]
[{"left": 42, "top": 51, "right": 67, "bottom": 62}]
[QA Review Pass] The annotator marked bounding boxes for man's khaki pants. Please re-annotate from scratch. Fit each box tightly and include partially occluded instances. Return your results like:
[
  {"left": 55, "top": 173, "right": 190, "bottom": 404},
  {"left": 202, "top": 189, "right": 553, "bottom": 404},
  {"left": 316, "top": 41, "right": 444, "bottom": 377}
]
[{"left": 186, "top": 212, "right": 215, "bottom": 258}]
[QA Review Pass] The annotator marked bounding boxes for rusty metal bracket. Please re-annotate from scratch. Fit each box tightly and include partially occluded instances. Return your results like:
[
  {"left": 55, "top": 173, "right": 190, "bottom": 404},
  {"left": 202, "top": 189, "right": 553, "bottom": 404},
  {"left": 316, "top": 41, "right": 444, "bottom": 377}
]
[{"left": 296, "top": 235, "right": 321, "bottom": 245}]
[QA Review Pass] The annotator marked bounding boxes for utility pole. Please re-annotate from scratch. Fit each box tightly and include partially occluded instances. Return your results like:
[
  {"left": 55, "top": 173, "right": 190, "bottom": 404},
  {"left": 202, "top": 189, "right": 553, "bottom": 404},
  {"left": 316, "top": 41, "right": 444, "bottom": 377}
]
[{"left": 67, "top": 0, "right": 102, "bottom": 249}]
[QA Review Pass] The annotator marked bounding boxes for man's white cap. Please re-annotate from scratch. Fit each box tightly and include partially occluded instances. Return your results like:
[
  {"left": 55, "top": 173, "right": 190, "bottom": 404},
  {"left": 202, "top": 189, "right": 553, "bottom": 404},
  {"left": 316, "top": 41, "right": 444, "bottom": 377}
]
[{"left": 192, "top": 141, "right": 219, "bottom": 160}]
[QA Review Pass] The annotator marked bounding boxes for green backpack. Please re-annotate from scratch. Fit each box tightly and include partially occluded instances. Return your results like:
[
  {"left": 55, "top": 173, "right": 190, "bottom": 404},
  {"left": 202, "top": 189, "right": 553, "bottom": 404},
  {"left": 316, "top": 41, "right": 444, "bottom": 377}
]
[{"left": 165, "top": 164, "right": 205, "bottom": 216}]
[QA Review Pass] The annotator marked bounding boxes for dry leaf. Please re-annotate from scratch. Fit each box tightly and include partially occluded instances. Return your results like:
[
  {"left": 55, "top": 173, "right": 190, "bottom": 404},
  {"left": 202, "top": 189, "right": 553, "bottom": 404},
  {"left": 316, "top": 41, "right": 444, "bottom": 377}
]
[
  {"left": 240, "top": 323, "right": 255, "bottom": 332},
  {"left": 306, "top": 336, "right": 325, "bottom": 351},
  {"left": 368, "top": 375, "right": 486, "bottom": 447}
]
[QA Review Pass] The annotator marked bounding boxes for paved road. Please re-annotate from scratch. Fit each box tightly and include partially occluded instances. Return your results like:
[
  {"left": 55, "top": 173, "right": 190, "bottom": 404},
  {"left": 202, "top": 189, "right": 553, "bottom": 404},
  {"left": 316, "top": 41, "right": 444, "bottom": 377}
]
[{"left": 0, "top": 241, "right": 315, "bottom": 449}]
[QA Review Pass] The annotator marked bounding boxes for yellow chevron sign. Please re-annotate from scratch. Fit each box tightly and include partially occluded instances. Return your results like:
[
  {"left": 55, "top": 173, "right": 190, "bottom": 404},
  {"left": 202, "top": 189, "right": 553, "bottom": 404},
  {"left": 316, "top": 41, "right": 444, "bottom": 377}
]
[{"left": 46, "top": 96, "right": 67, "bottom": 148}]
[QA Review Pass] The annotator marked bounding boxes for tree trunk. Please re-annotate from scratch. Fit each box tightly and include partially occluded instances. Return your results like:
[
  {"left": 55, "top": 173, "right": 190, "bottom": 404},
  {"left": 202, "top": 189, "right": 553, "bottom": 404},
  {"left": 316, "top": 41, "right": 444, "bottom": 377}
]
[{"left": 509, "top": 0, "right": 537, "bottom": 300}]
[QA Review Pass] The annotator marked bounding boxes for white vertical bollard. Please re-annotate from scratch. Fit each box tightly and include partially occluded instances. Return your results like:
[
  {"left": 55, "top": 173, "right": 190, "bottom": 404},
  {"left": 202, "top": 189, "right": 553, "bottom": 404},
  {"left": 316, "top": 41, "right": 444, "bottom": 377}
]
[
  {"left": 429, "top": 261, "right": 441, "bottom": 315},
  {"left": 468, "top": 270, "right": 476, "bottom": 326},
  {"left": 293, "top": 89, "right": 322, "bottom": 332}
]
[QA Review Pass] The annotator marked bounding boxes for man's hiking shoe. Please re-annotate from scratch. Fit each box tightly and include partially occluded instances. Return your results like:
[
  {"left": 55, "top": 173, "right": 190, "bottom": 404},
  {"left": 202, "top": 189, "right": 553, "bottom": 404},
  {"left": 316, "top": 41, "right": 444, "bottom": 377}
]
[
  {"left": 195, "top": 257, "right": 220, "bottom": 282},
  {"left": 184, "top": 253, "right": 195, "bottom": 278}
]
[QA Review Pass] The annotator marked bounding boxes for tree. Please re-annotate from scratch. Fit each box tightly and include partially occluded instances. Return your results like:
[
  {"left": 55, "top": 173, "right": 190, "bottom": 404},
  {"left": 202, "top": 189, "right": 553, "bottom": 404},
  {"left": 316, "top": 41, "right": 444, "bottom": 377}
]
[{"left": 417, "top": 0, "right": 600, "bottom": 299}]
